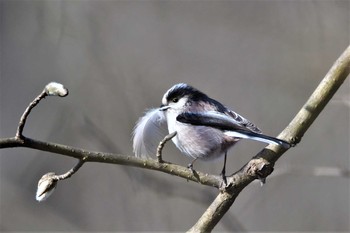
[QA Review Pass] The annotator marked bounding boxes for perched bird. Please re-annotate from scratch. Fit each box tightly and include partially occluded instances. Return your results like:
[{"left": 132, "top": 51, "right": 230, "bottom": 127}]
[{"left": 133, "top": 83, "right": 290, "bottom": 178}]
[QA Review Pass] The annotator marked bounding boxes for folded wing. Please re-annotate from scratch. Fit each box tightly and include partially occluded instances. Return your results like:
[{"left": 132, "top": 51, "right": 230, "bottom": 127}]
[{"left": 177, "top": 111, "right": 290, "bottom": 148}]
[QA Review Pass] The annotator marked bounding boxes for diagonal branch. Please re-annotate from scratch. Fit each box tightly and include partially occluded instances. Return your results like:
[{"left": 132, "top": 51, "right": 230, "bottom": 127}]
[{"left": 188, "top": 45, "right": 350, "bottom": 233}]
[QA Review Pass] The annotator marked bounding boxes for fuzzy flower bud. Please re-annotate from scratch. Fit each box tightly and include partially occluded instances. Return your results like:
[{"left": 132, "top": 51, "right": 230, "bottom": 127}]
[
  {"left": 36, "top": 172, "right": 58, "bottom": 202},
  {"left": 45, "top": 82, "right": 68, "bottom": 97}
]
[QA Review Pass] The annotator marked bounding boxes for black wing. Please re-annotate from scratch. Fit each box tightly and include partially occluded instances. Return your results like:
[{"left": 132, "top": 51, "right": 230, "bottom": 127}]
[{"left": 176, "top": 111, "right": 290, "bottom": 148}]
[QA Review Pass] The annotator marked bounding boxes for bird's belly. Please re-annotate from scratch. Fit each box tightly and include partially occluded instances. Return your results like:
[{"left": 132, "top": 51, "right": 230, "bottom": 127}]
[{"left": 170, "top": 123, "right": 228, "bottom": 160}]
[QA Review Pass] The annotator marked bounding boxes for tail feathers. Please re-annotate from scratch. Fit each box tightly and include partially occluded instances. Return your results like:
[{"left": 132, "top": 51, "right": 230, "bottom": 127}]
[{"left": 225, "top": 130, "right": 291, "bottom": 148}]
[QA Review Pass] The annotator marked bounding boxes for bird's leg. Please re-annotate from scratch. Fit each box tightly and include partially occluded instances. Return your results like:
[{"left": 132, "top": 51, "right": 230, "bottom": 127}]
[
  {"left": 187, "top": 158, "right": 198, "bottom": 172},
  {"left": 220, "top": 152, "right": 228, "bottom": 186}
]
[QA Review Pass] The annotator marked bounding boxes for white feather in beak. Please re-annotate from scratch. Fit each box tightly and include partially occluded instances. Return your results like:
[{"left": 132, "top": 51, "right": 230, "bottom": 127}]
[{"left": 132, "top": 108, "right": 168, "bottom": 157}]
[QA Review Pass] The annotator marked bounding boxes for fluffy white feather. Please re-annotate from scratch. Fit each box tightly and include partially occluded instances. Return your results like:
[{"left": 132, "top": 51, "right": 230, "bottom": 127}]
[{"left": 132, "top": 108, "right": 168, "bottom": 157}]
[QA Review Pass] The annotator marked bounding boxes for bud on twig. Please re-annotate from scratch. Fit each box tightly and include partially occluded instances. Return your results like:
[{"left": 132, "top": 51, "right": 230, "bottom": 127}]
[
  {"left": 16, "top": 82, "right": 69, "bottom": 138},
  {"left": 36, "top": 172, "right": 58, "bottom": 202},
  {"left": 45, "top": 82, "right": 68, "bottom": 97}
]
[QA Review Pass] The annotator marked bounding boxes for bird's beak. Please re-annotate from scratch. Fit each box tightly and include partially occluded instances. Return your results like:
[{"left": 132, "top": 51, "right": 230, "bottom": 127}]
[{"left": 159, "top": 105, "right": 170, "bottom": 111}]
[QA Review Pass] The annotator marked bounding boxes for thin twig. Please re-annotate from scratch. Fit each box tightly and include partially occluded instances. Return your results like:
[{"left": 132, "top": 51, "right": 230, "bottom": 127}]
[
  {"left": 54, "top": 158, "right": 86, "bottom": 181},
  {"left": 16, "top": 82, "right": 68, "bottom": 139},
  {"left": 156, "top": 131, "right": 177, "bottom": 163},
  {"left": 16, "top": 91, "right": 47, "bottom": 139},
  {"left": 36, "top": 158, "right": 86, "bottom": 201}
]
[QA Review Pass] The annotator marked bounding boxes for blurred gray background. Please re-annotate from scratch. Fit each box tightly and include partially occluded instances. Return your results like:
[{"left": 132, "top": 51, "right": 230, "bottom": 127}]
[{"left": 0, "top": 0, "right": 349, "bottom": 232}]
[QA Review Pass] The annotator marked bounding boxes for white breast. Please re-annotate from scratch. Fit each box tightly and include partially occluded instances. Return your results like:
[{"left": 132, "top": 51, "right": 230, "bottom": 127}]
[{"left": 167, "top": 110, "right": 226, "bottom": 160}]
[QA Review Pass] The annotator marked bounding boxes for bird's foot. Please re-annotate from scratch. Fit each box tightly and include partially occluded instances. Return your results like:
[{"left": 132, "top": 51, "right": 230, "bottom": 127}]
[{"left": 187, "top": 163, "right": 194, "bottom": 173}]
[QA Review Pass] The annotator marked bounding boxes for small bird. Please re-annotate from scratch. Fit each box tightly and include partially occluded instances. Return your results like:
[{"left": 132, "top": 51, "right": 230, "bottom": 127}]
[{"left": 133, "top": 83, "right": 290, "bottom": 179}]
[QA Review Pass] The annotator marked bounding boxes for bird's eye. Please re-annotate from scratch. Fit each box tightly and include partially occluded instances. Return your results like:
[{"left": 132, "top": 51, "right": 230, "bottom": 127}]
[{"left": 172, "top": 98, "right": 179, "bottom": 103}]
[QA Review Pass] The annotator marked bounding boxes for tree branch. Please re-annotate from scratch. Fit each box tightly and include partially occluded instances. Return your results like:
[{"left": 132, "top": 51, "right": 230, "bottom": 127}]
[
  {"left": 188, "top": 45, "right": 350, "bottom": 233},
  {"left": 0, "top": 136, "right": 222, "bottom": 189}
]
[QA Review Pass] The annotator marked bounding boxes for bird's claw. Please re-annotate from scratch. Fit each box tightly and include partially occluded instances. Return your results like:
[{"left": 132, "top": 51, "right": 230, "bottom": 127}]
[
  {"left": 220, "top": 171, "right": 227, "bottom": 187},
  {"left": 187, "top": 163, "right": 194, "bottom": 172}
]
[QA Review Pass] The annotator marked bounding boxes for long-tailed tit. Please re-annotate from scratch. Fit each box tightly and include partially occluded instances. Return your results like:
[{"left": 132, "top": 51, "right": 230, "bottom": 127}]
[{"left": 133, "top": 83, "right": 290, "bottom": 178}]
